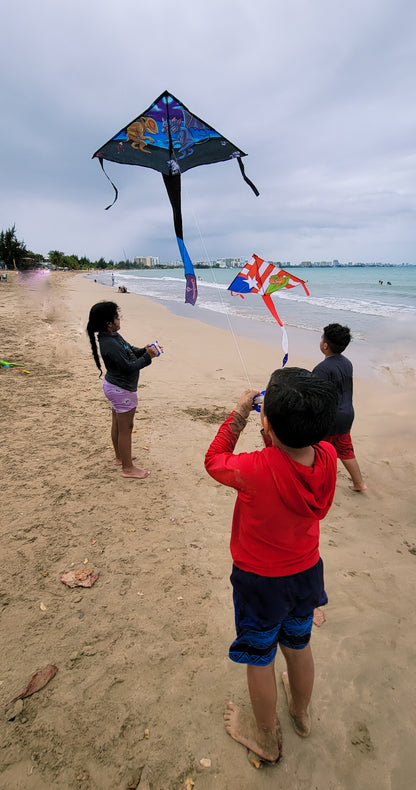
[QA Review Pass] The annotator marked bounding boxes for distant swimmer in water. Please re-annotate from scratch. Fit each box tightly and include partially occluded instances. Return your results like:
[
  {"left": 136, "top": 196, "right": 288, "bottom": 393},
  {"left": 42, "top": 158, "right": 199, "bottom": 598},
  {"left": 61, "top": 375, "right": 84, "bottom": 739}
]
[
  {"left": 378, "top": 280, "right": 383, "bottom": 285},
  {"left": 387, "top": 281, "right": 391, "bottom": 285}
]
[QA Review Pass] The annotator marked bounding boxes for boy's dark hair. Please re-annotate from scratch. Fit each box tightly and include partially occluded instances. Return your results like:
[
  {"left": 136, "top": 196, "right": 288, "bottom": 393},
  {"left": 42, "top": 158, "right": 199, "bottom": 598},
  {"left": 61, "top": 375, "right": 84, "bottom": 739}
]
[
  {"left": 263, "top": 367, "right": 338, "bottom": 448},
  {"left": 86, "top": 301, "right": 119, "bottom": 375},
  {"left": 323, "top": 323, "right": 351, "bottom": 354}
]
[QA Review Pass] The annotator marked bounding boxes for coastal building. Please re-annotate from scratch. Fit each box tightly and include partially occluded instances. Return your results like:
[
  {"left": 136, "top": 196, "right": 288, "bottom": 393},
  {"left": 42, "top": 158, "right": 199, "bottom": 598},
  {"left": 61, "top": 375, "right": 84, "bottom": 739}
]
[
  {"left": 192, "top": 258, "right": 244, "bottom": 268},
  {"left": 134, "top": 256, "right": 159, "bottom": 267},
  {"left": 300, "top": 261, "right": 335, "bottom": 268},
  {"left": 221, "top": 257, "right": 243, "bottom": 268}
]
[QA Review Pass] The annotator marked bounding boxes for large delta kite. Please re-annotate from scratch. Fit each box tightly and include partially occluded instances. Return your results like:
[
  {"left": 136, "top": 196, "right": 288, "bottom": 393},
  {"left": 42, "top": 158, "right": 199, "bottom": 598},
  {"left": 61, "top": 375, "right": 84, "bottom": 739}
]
[{"left": 93, "top": 90, "right": 258, "bottom": 305}]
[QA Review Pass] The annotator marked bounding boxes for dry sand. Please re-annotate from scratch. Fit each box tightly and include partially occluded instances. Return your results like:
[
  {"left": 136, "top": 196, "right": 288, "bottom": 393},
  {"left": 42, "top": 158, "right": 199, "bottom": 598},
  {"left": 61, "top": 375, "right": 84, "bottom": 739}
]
[{"left": 0, "top": 270, "right": 415, "bottom": 789}]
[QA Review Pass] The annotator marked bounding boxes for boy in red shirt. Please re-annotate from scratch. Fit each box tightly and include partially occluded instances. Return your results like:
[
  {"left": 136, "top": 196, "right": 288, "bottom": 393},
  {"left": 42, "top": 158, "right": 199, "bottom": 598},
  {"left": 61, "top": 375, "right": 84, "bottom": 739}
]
[{"left": 205, "top": 368, "right": 338, "bottom": 765}]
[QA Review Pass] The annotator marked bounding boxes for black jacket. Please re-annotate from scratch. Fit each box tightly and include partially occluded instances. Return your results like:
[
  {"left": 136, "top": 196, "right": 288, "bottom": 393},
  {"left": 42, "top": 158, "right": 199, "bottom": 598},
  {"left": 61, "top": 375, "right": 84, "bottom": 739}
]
[{"left": 98, "top": 332, "right": 151, "bottom": 392}]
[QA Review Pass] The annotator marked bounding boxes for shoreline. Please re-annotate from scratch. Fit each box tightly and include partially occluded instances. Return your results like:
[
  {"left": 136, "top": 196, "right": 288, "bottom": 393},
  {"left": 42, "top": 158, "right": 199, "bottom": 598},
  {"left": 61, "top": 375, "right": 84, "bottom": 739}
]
[
  {"left": 0, "top": 270, "right": 415, "bottom": 789},
  {"left": 83, "top": 270, "right": 416, "bottom": 382}
]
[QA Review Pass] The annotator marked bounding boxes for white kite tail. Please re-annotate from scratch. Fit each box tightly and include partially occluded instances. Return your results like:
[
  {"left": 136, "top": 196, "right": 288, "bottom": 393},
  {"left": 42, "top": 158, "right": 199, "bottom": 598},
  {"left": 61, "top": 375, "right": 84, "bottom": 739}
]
[{"left": 281, "top": 325, "right": 289, "bottom": 367}]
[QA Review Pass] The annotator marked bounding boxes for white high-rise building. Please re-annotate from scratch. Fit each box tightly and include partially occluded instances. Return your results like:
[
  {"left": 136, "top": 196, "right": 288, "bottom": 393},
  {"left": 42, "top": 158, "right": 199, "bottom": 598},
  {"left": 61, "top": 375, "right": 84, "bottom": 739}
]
[{"left": 134, "top": 256, "right": 159, "bottom": 267}]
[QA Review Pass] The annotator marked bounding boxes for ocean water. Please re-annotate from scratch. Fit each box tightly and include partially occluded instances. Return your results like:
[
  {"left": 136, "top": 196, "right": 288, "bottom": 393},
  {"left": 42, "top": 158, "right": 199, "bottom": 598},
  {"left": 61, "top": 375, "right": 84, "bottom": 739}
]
[{"left": 87, "top": 266, "right": 416, "bottom": 377}]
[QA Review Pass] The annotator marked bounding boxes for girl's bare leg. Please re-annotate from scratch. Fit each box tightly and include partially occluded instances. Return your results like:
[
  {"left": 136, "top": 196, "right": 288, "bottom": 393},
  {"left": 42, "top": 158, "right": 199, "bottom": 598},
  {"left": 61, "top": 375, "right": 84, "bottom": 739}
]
[
  {"left": 116, "top": 409, "right": 149, "bottom": 479},
  {"left": 111, "top": 409, "right": 120, "bottom": 462},
  {"left": 112, "top": 409, "right": 136, "bottom": 466}
]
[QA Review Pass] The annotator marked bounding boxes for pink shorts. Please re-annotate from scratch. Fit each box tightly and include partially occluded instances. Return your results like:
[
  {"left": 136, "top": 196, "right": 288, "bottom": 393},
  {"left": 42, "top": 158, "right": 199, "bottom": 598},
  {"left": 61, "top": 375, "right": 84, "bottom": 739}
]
[
  {"left": 102, "top": 380, "right": 137, "bottom": 413},
  {"left": 325, "top": 432, "right": 355, "bottom": 460}
]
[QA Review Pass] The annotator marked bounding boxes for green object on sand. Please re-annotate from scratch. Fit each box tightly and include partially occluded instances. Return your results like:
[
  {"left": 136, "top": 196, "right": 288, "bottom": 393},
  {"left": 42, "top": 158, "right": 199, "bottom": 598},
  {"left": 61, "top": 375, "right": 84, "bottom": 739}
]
[{"left": 0, "top": 359, "right": 31, "bottom": 373}]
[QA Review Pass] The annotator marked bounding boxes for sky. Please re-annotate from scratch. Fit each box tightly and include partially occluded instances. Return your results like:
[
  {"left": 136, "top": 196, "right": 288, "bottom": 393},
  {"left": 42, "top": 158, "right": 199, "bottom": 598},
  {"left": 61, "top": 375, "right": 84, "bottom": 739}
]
[{"left": 1, "top": 0, "right": 416, "bottom": 265}]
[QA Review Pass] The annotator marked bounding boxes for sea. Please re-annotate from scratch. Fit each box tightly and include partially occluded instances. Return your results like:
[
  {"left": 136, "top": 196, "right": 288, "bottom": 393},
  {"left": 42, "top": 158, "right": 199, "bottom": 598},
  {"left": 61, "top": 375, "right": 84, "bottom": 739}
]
[{"left": 87, "top": 266, "right": 416, "bottom": 378}]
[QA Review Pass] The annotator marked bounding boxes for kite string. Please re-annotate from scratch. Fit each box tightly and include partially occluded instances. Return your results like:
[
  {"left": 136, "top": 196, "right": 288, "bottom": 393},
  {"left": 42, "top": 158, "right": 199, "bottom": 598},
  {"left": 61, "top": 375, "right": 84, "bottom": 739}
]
[{"left": 181, "top": 182, "right": 253, "bottom": 388}]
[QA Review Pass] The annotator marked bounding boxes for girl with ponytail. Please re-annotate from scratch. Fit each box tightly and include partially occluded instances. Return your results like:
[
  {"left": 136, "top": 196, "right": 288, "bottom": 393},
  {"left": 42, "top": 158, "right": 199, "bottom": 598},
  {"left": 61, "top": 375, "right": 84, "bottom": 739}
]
[{"left": 87, "top": 301, "right": 159, "bottom": 479}]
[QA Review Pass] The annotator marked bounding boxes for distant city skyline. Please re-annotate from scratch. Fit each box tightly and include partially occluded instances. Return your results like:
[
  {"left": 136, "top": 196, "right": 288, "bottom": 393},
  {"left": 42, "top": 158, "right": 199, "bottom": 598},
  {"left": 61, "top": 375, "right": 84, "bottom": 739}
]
[{"left": 135, "top": 257, "right": 414, "bottom": 269}]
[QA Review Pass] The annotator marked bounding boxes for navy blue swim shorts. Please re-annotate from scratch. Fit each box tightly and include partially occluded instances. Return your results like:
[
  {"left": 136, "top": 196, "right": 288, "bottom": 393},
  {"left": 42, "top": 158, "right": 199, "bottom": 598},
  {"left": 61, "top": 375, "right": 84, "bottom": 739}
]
[{"left": 229, "top": 559, "right": 327, "bottom": 666}]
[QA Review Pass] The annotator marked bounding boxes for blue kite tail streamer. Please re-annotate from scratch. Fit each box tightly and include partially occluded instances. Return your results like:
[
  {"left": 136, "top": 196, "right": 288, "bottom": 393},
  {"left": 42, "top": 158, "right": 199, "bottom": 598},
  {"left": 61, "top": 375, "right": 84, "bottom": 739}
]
[
  {"left": 281, "top": 325, "right": 289, "bottom": 367},
  {"left": 163, "top": 172, "right": 198, "bottom": 304}
]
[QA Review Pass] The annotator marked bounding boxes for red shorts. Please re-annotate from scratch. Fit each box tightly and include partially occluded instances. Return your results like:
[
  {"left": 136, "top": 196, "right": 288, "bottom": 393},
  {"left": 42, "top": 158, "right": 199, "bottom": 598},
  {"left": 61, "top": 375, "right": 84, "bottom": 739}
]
[{"left": 325, "top": 432, "right": 355, "bottom": 460}]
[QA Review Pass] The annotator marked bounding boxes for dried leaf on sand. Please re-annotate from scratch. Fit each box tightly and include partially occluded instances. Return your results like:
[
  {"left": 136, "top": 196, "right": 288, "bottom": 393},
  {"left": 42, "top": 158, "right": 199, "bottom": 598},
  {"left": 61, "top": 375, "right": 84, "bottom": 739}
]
[
  {"left": 11, "top": 664, "right": 58, "bottom": 703},
  {"left": 60, "top": 569, "right": 99, "bottom": 588}
]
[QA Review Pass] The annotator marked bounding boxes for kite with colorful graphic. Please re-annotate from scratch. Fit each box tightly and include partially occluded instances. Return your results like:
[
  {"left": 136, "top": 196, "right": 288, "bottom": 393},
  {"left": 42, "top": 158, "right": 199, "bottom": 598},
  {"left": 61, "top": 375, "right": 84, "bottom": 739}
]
[
  {"left": 93, "top": 90, "right": 258, "bottom": 306},
  {"left": 228, "top": 254, "right": 310, "bottom": 366}
]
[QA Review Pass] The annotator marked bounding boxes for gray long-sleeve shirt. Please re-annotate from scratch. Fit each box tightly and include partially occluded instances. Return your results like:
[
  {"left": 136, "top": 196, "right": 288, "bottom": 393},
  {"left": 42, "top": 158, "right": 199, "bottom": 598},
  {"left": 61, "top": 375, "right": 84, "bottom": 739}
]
[{"left": 98, "top": 332, "right": 151, "bottom": 392}]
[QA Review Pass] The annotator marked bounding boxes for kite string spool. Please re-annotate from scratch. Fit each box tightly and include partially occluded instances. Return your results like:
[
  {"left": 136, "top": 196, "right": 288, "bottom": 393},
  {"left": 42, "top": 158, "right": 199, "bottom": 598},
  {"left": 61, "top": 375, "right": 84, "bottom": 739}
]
[{"left": 183, "top": 182, "right": 252, "bottom": 389}]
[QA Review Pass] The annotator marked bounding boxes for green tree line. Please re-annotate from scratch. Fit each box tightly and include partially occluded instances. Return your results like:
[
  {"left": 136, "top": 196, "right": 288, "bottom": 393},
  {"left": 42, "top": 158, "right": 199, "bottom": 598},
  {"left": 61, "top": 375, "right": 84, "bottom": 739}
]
[{"left": 0, "top": 225, "right": 172, "bottom": 271}]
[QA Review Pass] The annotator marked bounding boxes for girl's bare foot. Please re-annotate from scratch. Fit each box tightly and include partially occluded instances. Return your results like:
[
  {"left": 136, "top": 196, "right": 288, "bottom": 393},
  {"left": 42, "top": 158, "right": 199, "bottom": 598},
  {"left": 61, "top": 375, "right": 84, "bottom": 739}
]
[
  {"left": 121, "top": 466, "right": 150, "bottom": 479},
  {"left": 349, "top": 483, "right": 367, "bottom": 491},
  {"left": 223, "top": 701, "right": 281, "bottom": 764},
  {"left": 281, "top": 672, "right": 310, "bottom": 737},
  {"left": 114, "top": 455, "right": 136, "bottom": 466}
]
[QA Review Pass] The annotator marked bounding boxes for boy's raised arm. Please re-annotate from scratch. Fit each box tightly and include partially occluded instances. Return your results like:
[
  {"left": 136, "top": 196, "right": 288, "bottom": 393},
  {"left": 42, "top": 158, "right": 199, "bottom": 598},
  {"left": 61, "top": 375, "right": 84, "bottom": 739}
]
[{"left": 204, "top": 389, "right": 260, "bottom": 490}]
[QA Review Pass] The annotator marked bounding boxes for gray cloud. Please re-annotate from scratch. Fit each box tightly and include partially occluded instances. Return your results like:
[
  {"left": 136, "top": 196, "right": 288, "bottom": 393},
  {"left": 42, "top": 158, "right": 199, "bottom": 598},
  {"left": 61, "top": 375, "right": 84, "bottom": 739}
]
[{"left": 1, "top": 0, "right": 415, "bottom": 263}]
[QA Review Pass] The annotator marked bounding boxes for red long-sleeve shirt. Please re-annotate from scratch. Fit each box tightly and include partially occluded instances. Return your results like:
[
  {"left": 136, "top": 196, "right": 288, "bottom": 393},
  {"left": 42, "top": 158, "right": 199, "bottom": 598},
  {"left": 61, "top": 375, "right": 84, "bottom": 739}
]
[{"left": 205, "top": 412, "right": 337, "bottom": 577}]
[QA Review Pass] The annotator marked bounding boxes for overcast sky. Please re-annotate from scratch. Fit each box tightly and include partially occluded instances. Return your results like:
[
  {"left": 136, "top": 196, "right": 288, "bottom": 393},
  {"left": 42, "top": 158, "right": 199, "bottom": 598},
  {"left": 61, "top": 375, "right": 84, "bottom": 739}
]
[{"left": 1, "top": 0, "right": 415, "bottom": 264}]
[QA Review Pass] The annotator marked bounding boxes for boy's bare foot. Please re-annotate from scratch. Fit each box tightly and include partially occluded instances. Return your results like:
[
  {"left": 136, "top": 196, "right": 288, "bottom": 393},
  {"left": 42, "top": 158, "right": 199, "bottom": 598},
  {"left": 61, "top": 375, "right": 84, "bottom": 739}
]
[
  {"left": 114, "top": 456, "right": 136, "bottom": 466},
  {"left": 121, "top": 466, "right": 150, "bottom": 479},
  {"left": 281, "top": 672, "right": 311, "bottom": 737},
  {"left": 349, "top": 483, "right": 367, "bottom": 491},
  {"left": 223, "top": 701, "right": 281, "bottom": 764}
]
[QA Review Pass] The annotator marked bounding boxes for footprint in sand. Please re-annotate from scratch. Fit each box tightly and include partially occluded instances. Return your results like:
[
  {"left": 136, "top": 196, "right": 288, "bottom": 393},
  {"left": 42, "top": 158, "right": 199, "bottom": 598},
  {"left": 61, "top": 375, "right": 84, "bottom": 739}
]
[{"left": 350, "top": 721, "right": 374, "bottom": 753}]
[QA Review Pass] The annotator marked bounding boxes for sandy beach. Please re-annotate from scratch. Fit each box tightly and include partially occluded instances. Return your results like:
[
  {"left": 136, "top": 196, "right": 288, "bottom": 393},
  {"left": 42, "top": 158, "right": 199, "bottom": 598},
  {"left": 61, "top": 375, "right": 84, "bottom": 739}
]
[{"left": 1, "top": 270, "right": 415, "bottom": 790}]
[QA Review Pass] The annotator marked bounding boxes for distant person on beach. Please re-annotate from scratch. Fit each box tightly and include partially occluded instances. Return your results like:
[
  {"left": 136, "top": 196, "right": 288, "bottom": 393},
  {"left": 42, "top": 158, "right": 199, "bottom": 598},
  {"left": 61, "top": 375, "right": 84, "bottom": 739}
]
[
  {"left": 205, "top": 368, "right": 338, "bottom": 765},
  {"left": 118, "top": 285, "right": 128, "bottom": 293},
  {"left": 87, "top": 301, "right": 159, "bottom": 479},
  {"left": 313, "top": 323, "right": 367, "bottom": 491}
]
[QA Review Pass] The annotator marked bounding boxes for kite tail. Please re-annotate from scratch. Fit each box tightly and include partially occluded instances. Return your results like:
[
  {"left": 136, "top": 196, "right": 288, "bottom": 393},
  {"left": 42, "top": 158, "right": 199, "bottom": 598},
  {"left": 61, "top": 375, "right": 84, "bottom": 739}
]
[
  {"left": 262, "top": 294, "right": 283, "bottom": 326},
  {"left": 261, "top": 294, "right": 289, "bottom": 367},
  {"left": 237, "top": 157, "right": 259, "bottom": 197},
  {"left": 162, "top": 172, "right": 197, "bottom": 305},
  {"left": 281, "top": 325, "right": 288, "bottom": 367},
  {"left": 97, "top": 157, "right": 119, "bottom": 209}
]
